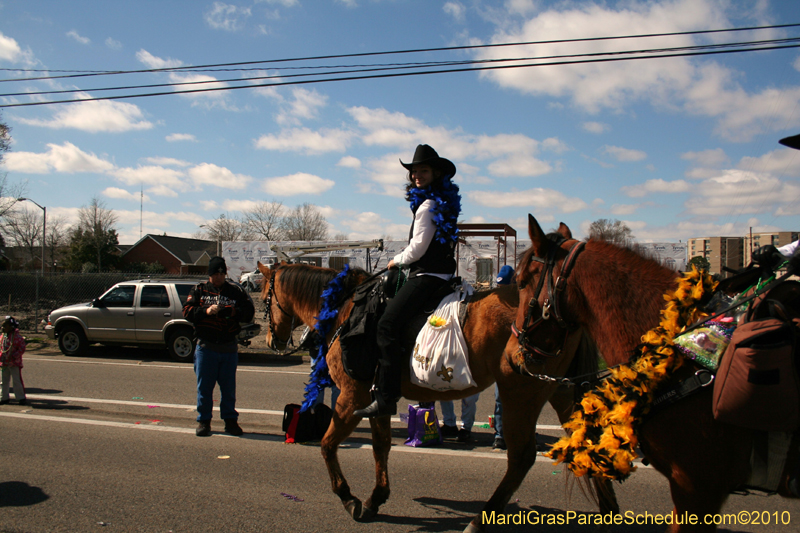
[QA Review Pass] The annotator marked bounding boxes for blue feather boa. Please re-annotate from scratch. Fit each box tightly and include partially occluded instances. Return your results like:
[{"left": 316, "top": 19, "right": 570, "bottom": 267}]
[
  {"left": 406, "top": 176, "right": 461, "bottom": 244},
  {"left": 300, "top": 263, "right": 350, "bottom": 412}
]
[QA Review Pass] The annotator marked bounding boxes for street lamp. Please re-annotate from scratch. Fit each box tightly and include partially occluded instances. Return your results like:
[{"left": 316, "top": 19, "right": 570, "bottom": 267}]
[{"left": 18, "top": 197, "right": 45, "bottom": 277}]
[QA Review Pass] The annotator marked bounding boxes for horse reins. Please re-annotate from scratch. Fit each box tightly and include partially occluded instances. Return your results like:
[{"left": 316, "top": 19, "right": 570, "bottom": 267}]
[
  {"left": 263, "top": 268, "right": 301, "bottom": 355},
  {"left": 511, "top": 238, "right": 586, "bottom": 371}
]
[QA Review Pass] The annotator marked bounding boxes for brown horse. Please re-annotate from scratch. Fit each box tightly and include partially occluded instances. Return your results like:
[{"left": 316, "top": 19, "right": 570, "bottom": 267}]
[
  {"left": 257, "top": 261, "right": 617, "bottom": 532},
  {"left": 511, "top": 214, "right": 799, "bottom": 532}
]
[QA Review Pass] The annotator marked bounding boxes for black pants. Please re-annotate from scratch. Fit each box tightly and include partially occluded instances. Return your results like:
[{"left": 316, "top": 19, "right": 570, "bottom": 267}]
[{"left": 375, "top": 274, "right": 449, "bottom": 401}]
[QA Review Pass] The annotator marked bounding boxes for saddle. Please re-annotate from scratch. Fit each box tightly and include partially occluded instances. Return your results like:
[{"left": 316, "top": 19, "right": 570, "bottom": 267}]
[{"left": 338, "top": 272, "right": 469, "bottom": 382}]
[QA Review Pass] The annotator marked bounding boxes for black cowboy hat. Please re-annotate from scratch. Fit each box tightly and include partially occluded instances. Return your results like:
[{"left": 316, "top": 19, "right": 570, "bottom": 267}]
[
  {"left": 400, "top": 144, "right": 456, "bottom": 177},
  {"left": 779, "top": 134, "right": 800, "bottom": 151}
]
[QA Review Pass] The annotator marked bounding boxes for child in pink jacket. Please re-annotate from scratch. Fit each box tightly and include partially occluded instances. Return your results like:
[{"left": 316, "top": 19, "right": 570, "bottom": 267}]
[{"left": 0, "top": 316, "right": 27, "bottom": 405}]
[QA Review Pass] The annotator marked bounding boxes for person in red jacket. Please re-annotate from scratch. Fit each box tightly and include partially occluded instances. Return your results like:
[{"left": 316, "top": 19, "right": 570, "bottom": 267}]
[
  {"left": 183, "top": 257, "right": 255, "bottom": 437},
  {"left": 0, "top": 316, "right": 27, "bottom": 405}
]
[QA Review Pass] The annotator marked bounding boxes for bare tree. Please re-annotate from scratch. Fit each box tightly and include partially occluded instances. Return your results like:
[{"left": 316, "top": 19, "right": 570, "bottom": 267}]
[
  {"left": 332, "top": 232, "right": 349, "bottom": 241},
  {"left": 0, "top": 113, "right": 26, "bottom": 218},
  {"left": 587, "top": 218, "right": 635, "bottom": 244},
  {"left": 2, "top": 206, "right": 43, "bottom": 269},
  {"left": 68, "top": 196, "right": 120, "bottom": 271},
  {"left": 46, "top": 215, "right": 70, "bottom": 269},
  {"left": 202, "top": 213, "right": 256, "bottom": 243},
  {"left": 243, "top": 200, "right": 285, "bottom": 240},
  {"left": 280, "top": 203, "right": 328, "bottom": 241}
]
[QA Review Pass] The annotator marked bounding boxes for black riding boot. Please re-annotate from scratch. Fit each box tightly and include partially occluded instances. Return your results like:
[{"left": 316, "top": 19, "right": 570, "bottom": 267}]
[{"left": 353, "top": 389, "right": 397, "bottom": 418}]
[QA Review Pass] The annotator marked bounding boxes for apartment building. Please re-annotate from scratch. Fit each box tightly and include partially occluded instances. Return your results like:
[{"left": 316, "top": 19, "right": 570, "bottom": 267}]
[
  {"left": 742, "top": 231, "right": 799, "bottom": 263},
  {"left": 687, "top": 237, "right": 744, "bottom": 277}
]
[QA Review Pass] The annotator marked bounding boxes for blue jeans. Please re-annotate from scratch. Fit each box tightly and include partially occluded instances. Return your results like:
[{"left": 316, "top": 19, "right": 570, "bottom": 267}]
[
  {"left": 441, "top": 392, "right": 480, "bottom": 431},
  {"left": 494, "top": 384, "right": 503, "bottom": 439},
  {"left": 194, "top": 344, "right": 239, "bottom": 421}
]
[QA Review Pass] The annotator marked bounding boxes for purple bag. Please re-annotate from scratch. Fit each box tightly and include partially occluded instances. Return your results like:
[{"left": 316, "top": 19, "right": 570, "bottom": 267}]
[{"left": 404, "top": 404, "right": 442, "bottom": 447}]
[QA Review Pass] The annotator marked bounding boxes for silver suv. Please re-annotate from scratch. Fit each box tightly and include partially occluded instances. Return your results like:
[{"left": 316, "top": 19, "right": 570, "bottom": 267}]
[{"left": 44, "top": 279, "right": 260, "bottom": 362}]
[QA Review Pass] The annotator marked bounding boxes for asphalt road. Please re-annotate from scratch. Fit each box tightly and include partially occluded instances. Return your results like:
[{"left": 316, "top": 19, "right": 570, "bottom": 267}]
[{"left": 2, "top": 347, "right": 799, "bottom": 533}]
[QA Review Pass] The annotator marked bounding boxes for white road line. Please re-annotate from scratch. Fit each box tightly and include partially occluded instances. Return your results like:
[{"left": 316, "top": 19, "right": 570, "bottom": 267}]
[
  {"left": 24, "top": 356, "right": 309, "bottom": 375},
  {"left": 0, "top": 411, "right": 612, "bottom": 463},
  {"left": 23, "top": 393, "right": 566, "bottom": 430}
]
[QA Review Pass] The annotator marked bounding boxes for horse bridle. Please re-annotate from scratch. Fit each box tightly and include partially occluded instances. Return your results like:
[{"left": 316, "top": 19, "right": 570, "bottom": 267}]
[
  {"left": 511, "top": 238, "right": 586, "bottom": 367},
  {"left": 263, "top": 268, "right": 298, "bottom": 353}
]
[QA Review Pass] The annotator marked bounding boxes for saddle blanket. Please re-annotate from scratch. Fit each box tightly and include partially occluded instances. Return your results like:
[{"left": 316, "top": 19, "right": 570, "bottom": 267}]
[{"left": 410, "top": 283, "right": 475, "bottom": 391}]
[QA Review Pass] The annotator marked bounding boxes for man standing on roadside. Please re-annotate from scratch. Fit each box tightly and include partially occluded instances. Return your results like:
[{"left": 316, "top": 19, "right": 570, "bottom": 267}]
[{"left": 183, "top": 256, "right": 255, "bottom": 437}]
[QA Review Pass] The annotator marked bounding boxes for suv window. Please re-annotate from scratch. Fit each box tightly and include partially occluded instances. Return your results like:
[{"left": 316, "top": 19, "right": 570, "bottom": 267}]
[
  {"left": 175, "top": 284, "right": 195, "bottom": 305},
  {"left": 140, "top": 285, "right": 169, "bottom": 308},
  {"left": 100, "top": 285, "right": 135, "bottom": 307}
]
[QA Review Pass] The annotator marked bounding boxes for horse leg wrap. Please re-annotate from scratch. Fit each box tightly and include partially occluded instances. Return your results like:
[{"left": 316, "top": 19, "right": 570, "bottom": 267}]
[{"left": 344, "top": 498, "right": 362, "bottom": 521}]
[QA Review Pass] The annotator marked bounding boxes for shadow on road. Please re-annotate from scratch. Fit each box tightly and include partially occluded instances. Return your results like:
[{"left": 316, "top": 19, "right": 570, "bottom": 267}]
[{"left": 0, "top": 481, "right": 49, "bottom": 507}]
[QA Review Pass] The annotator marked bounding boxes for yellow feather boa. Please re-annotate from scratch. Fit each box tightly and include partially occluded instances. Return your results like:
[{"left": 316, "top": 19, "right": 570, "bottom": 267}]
[{"left": 546, "top": 267, "right": 718, "bottom": 480}]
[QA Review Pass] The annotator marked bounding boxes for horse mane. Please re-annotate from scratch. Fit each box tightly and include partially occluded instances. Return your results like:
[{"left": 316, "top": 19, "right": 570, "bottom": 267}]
[
  {"left": 275, "top": 263, "right": 368, "bottom": 318},
  {"left": 575, "top": 239, "right": 680, "bottom": 366}
]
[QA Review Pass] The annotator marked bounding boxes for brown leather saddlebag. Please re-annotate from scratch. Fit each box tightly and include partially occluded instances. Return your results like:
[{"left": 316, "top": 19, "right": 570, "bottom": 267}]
[{"left": 713, "top": 280, "right": 800, "bottom": 431}]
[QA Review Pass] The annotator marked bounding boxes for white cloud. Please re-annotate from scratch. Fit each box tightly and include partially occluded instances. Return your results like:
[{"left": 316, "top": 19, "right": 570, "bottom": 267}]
[
  {"left": 166, "top": 133, "right": 197, "bottom": 142},
  {"left": 17, "top": 97, "right": 153, "bottom": 132},
  {"left": 105, "top": 37, "right": 122, "bottom": 50},
  {"left": 685, "top": 169, "right": 800, "bottom": 216},
  {"left": 603, "top": 145, "right": 647, "bottom": 162},
  {"left": 738, "top": 148, "right": 800, "bottom": 177},
  {"left": 254, "top": 127, "right": 352, "bottom": 154},
  {"left": 136, "top": 49, "right": 183, "bottom": 69},
  {"left": 337, "top": 156, "right": 361, "bottom": 168},
  {"left": 66, "top": 30, "right": 90, "bottom": 45},
  {"left": 146, "top": 185, "right": 180, "bottom": 198},
  {"left": 3, "top": 142, "right": 114, "bottom": 174},
  {"left": 205, "top": 2, "right": 252, "bottom": 31},
  {"left": 0, "top": 31, "right": 23, "bottom": 62},
  {"left": 110, "top": 165, "right": 189, "bottom": 191},
  {"left": 103, "top": 187, "right": 150, "bottom": 202},
  {"left": 468, "top": 188, "right": 588, "bottom": 212},
  {"left": 262, "top": 172, "right": 335, "bottom": 195},
  {"left": 221, "top": 199, "right": 262, "bottom": 212},
  {"left": 681, "top": 148, "right": 728, "bottom": 167},
  {"left": 475, "top": 1, "right": 800, "bottom": 140},
  {"left": 188, "top": 163, "right": 252, "bottom": 190},
  {"left": 341, "top": 211, "right": 388, "bottom": 231},
  {"left": 487, "top": 154, "right": 552, "bottom": 177},
  {"left": 256, "top": 0, "right": 299, "bottom": 6},
  {"left": 443, "top": 2, "right": 466, "bottom": 22},
  {"left": 621, "top": 178, "right": 690, "bottom": 197},
  {"left": 275, "top": 88, "right": 328, "bottom": 125},
  {"left": 136, "top": 50, "right": 231, "bottom": 108},
  {"left": 143, "top": 157, "right": 191, "bottom": 167},
  {"left": 582, "top": 122, "right": 609, "bottom": 134}
]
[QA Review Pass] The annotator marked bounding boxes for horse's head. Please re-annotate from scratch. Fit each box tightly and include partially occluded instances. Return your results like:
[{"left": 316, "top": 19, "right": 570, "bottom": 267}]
[
  {"left": 511, "top": 214, "right": 585, "bottom": 370},
  {"left": 260, "top": 261, "right": 297, "bottom": 351}
]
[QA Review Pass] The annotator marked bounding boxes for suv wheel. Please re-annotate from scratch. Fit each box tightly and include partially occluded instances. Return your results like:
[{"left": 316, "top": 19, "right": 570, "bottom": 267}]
[
  {"left": 58, "top": 324, "right": 88, "bottom": 356},
  {"left": 168, "top": 328, "right": 195, "bottom": 363}
]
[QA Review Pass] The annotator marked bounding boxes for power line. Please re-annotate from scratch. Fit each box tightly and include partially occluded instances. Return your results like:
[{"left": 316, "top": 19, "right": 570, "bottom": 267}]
[
  {"left": 1, "top": 22, "right": 798, "bottom": 83},
  {"left": 3, "top": 36, "right": 797, "bottom": 100},
  {"left": 2, "top": 41, "right": 799, "bottom": 109}
]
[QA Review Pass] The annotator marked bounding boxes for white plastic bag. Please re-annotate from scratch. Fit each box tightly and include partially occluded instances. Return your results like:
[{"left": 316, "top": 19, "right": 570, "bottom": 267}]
[{"left": 410, "top": 287, "right": 475, "bottom": 391}]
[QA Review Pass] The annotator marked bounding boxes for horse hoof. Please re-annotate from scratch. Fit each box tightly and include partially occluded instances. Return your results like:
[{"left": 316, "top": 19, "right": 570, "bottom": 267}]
[
  {"left": 344, "top": 499, "right": 362, "bottom": 521},
  {"left": 464, "top": 522, "right": 483, "bottom": 533},
  {"left": 359, "top": 505, "right": 377, "bottom": 521}
]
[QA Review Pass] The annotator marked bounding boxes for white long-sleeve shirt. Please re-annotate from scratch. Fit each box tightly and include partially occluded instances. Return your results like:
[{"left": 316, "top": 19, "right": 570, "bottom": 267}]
[
  {"left": 778, "top": 239, "right": 799, "bottom": 257},
  {"left": 393, "top": 199, "right": 452, "bottom": 280}
]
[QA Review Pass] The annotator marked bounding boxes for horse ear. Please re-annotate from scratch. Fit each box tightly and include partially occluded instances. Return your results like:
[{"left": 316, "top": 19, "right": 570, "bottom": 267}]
[
  {"left": 528, "top": 214, "right": 548, "bottom": 256},
  {"left": 557, "top": 222, "right": 572, "bottom": 240},
  {"left": 257, "top": 261, "right": 269, "bottom": 275}
]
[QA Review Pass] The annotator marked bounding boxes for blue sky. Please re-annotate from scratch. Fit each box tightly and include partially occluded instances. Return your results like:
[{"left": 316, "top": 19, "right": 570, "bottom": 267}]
[{"left": 1, "top": 0, "right": 799, "bottom": 246}]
